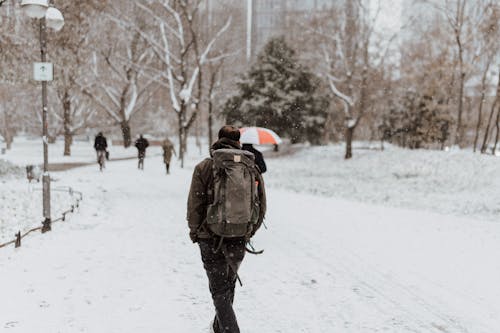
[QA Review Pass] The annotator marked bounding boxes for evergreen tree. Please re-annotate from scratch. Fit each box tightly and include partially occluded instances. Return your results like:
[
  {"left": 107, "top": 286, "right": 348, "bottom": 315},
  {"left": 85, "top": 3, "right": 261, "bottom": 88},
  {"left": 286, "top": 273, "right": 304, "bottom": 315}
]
[
  {"left": 381, "top": 91, "right": 453, "bottom": 149},
  {"left": 224, "top": 37, "right": 329, "bottom": 144}
]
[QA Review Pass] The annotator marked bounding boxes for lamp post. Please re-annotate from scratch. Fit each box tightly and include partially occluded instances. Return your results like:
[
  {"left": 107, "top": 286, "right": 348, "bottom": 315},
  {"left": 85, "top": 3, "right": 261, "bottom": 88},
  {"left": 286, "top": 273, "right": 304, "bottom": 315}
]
[{"left": 21, "top": 0, "right": 64, "bottom": 233}]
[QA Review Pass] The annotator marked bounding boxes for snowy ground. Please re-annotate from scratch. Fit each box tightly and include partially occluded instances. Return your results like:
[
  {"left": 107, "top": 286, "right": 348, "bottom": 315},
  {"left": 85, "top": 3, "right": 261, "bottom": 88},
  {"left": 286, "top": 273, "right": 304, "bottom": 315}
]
[
  {"left": 0, "top": 140, "right": 499, "bottom": 332},
  {"left": 266, "top": 143, "right": 500, "bottom": 221}
]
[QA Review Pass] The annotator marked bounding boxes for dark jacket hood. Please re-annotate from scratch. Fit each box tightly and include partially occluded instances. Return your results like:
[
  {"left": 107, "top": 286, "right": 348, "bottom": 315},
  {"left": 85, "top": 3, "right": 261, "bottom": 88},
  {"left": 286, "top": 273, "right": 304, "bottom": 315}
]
[{"left": 210, "top": 138, "right": 241, "bottom": 157}]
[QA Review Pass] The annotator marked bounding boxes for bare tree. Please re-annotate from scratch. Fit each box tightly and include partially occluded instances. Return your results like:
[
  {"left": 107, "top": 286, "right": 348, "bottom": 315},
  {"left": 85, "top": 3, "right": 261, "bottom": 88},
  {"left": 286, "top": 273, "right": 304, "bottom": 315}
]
[
  {"left": 80, "top": 4, "right": 160, "bottom": 148},
  {"left": 0, "top": 88, "right": 16, "bottom": 149},
  {"left": 84, "top": 42, "right": 158, "bottom": 147},
  {"left": 130, "top": 0, "right": 232, "bottom": 167},
  {"left": 421, "top": 0, "right": 496, "bottom": 147},
  {"left": 303, "top": 1, "right": 380, "bottom": 159},
  {"left": 206, "top": 59, "right": 224, "bottom": 147},
  {"left": 49, "top": 0, "right": 108, "bottom": 155},
  {"left": 472, "top": 5, "right": 500, "bottom": 152},
  {"left": 480, "top": 69, "right": 500, "bottom": 153}
]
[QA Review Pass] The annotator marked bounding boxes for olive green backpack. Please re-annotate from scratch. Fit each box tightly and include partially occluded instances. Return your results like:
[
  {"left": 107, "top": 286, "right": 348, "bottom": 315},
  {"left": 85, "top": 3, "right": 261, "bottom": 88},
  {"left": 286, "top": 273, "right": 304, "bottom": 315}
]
[{"left": 206, "top": 148, "right": 260, "bottom": 238}]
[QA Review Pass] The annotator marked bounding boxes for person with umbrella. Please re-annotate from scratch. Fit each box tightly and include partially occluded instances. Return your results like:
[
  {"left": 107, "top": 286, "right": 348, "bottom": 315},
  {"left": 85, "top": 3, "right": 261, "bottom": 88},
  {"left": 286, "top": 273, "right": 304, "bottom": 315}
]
[
  {"left": 239, "top": 127, "right": 282, "bottom": 174},
  {"left": 241, "top": 143, "right": 266, "bottom": 174}
]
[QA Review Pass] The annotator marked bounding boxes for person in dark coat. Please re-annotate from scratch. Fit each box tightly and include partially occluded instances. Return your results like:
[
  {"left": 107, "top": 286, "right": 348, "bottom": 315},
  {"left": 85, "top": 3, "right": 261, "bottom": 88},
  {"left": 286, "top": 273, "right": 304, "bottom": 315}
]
[
  {"left": 135, "top": 134, "right": 149, "bottom": 170},
  {"left": 242, "top": 143, "right": 267, "bottom": 174},
  {"left": 187, "top": 125, "right": 266, "bottom": 333},
  {"left": 93, "top": 132, "right": 108, "bottom": 164}
]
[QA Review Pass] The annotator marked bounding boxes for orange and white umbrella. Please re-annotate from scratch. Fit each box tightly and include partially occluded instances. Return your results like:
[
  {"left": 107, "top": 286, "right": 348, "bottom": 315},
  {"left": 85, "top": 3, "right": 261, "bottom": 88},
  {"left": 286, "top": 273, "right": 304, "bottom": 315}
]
[{"left": 239, "top": 127, "right": 282, "bottom": 145}]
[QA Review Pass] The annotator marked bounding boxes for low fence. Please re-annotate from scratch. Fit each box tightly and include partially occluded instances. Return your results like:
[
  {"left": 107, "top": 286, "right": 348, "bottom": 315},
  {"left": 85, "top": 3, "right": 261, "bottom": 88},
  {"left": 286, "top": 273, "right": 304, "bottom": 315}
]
[{"left": 0, "top": 186, "right": 83, "bottom": 250}]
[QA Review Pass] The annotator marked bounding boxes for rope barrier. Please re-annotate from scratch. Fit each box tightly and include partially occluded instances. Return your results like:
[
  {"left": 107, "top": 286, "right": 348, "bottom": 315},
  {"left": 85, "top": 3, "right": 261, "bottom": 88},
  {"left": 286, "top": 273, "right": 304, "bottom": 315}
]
[{"left": 0, "top": 186, "right": 83, "bottom": 250}]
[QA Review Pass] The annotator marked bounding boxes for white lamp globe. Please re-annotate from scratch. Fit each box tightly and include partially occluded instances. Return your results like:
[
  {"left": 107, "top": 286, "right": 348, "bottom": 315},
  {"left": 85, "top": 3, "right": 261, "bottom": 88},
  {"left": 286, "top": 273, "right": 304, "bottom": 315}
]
[
  {"left": 46, "top": 7, "right": 64, "bottom": 31},
  {"left": 21, "top": 0, "right": 49, "bottom": 19}
]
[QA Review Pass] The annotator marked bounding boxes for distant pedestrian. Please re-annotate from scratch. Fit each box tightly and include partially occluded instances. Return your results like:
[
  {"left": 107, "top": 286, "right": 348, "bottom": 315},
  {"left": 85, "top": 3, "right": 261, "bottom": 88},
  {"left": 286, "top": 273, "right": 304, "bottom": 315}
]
[
  {"left": 94, "top": 132, "right": 108, "bottom": 171},
  {"left": 161, "top": 138, "right": 176, "bottom": 174},
  {"left": 242, "top": 143, "right": 267, "bottom": 174},
  {"left": 187, "top": 125, "right": 267, "bottom": 333},
  {"left": 135, "top": 134, "right": 149, "bottom": 170}
]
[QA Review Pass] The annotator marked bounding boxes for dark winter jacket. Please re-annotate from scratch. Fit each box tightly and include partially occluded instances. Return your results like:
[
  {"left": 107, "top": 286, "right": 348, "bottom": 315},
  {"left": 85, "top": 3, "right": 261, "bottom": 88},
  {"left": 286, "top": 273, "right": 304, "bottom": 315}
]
[
  {"left": 135, "top": 137, "right": 149, "bottom": 153},
  {"left": 187, "top": 138, "right": 267, "bottom": 242},
  {"left": 242, "top": 144, "right": 267, "bottom": 174},
  {"left": 94, "top": 134, "right": 108, "bottom": 151}
]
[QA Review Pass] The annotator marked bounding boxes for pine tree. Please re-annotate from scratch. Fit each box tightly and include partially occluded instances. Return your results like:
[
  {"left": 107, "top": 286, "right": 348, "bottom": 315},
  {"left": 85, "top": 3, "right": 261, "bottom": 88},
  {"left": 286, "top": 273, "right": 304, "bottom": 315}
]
[{"left": 224, "top": 37, "right": 329, "bottom": 144}]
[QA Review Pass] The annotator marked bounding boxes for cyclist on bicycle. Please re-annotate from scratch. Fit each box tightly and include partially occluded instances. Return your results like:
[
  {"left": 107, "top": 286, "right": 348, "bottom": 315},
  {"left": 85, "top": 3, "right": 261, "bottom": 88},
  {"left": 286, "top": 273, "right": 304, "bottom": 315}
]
[
  {"left": 135, "top": 134, "right": 149, "bottom": 170},
  {"left": 94, "top": 132, "right": 108, "bottom": 171}
]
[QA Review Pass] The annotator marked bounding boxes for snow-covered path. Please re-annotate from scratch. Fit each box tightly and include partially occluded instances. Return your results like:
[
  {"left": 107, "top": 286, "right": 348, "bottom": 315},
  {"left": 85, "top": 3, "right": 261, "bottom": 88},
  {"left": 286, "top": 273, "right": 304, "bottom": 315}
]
[{"left": 1, "top": 156, "right": 499, "bottom": 332}]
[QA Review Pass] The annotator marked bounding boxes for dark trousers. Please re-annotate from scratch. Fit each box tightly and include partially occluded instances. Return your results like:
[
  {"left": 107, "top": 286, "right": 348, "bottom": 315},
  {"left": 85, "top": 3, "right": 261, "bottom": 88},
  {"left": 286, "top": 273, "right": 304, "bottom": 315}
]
[
  {"left": 138, "top": 151, "right": 145, "bottom": 170},
  {"left": 199, "top": 238, "right": 246, "bottom": 333}
]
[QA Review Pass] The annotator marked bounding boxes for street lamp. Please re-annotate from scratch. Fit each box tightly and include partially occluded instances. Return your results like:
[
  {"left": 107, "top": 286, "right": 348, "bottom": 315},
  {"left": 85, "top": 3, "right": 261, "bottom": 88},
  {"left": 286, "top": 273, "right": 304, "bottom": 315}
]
[{"left": 21, "top": 0, "right": 64, "bottom": 233}]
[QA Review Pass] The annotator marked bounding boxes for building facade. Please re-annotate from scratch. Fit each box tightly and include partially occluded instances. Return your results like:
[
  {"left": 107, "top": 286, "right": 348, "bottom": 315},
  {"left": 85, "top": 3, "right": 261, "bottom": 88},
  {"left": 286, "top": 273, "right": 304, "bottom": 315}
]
[
  {"left": 249, "top": 0, "right": 339, "bottom": 59},
  {"left": 206, "top": 0, "right": 339, "bottom": 61}
]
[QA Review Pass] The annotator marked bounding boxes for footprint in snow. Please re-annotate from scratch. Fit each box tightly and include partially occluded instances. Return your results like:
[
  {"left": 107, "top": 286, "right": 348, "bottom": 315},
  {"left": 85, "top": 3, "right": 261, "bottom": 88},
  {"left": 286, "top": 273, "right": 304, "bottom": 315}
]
[
  {"left": 39, "top": 301, "right": 50, "bottom": 308},
  {"left": 4, "top": 321, "right": 18, "bottom": 329}
]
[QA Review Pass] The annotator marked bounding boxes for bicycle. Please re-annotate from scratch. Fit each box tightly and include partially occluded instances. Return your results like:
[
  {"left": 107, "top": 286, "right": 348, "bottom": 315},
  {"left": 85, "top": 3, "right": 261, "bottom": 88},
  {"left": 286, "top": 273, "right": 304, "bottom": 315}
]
[{"left": 96, "top": 150, "right": 106, "bottom": 171}]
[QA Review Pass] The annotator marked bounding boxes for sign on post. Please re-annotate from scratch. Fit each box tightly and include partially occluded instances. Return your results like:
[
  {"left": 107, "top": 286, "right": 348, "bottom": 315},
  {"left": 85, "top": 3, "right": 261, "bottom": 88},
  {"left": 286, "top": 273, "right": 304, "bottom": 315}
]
[{"left": 33, "top": 62, "right": 53, "bottom": 81}]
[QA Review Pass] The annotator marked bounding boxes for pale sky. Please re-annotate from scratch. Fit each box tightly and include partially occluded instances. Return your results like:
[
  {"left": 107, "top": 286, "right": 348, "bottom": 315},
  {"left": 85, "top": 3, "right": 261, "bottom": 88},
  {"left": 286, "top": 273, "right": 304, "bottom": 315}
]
[{"left": 375, "top": 0, "right": 403, "bottom": 35}]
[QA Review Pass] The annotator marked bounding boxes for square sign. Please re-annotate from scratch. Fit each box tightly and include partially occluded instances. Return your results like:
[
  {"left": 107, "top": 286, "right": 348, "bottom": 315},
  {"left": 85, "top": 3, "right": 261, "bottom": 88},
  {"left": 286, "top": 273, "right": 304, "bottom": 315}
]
[{"left": 33, "top": 62, "right": 53, "bottom": 81}]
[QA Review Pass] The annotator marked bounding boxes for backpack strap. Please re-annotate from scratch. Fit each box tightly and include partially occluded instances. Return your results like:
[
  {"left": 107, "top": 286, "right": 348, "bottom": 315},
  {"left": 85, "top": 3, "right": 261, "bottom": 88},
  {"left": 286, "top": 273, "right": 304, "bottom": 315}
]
[
  {"left": 246, "top": 241, "right": 264, "bottom": 255},
  {"left": 220, "top": 167, "right": 227, "bottom": 229},
  {"left": 221, "top": 242, "right": 243, "bottom": 287}
]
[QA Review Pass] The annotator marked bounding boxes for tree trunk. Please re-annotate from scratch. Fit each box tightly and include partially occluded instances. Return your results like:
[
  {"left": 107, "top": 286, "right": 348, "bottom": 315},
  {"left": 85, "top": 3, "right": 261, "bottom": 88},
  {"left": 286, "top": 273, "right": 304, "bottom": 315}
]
[
  {"left": 178, "top": 101, "right": 186, "bottom": 168},
  {"left": 178, "top": 114, "right": 183, "bottom": 165},
  {"left": 454, "top": 22, "right": 465, "bottom": 147},
  {"left": 455, "top": 71, "right": 466, "bottom": 147},
  {"left": 3, "top": 127, "right": 13, "bottom": 150},
  {"left": 181, "top": 128, "right": 188, "bottom": 167},
  {"left": 492, "top": 108, "right": 500, "bottom": 155},
  {"left": 195, "top": 115, "right": 201, "bottom": 154},
  {"left": 120, "top": 120, "right": 131, "bottom": 148},
  {"left": 5, "top": 137, "right": 12, "bottom": 150},
  {"left": 345, "top": 126, "right": 353, "bottom": 159},
  {"left": 208, "top": 98, "right": 214, "bottom": 147},
  {"left": 481, "top": 70, "right": 500, "bottom": 153},
  {"left": 64, "top": 133, "right": 72, "bottom": 156},
  {"left": 63, "top": 91, "right": 72, "bottom": 156},
  {"left": 1, "top": 105, "right": 14, "bottom": 150},
  {"left": 474, "top": 92, "right": 486, "bottom": 152}
]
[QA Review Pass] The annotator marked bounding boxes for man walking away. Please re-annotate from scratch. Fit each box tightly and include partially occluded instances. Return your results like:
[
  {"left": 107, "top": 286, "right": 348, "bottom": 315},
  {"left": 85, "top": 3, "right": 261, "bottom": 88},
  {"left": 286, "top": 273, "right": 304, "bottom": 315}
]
[
  {"left": 135, "top": 134, "right": 149, "bottom": 170},
  {"left": 94, "top": 132, "right": 108, "bottom": 171},
  {"left": 161, "top": 138, "right": 176, "bottom": 174},
  {"left": 241, "top": 143, "right": 267, "bottom": 174},
  {"left": 187, "top": 125, "right": 266, "bottom": 333}
]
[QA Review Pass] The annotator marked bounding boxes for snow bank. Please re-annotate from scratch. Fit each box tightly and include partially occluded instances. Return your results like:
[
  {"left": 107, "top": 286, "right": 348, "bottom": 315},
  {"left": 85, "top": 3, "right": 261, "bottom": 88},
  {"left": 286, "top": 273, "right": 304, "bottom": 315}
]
[
  {"left": 0, "top": 181, "right": 76, "bottom": 243},
  {"left": 0, "top": 159, "right": 23, "bottom": 178},
  {"left": 265, "top": 144, "right": 500, "bottom": 221}
]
